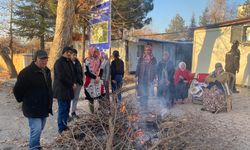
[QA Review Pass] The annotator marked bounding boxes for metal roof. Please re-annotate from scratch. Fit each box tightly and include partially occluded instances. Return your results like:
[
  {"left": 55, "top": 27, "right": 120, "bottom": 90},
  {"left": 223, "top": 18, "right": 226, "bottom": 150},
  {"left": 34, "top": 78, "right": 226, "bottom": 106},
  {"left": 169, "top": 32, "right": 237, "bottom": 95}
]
[
  {"left": 195, "top": 17, "right": 250, "bottom": 30},
  {"left": 127, "top": 37, "right": 193, "bottom": 44}
]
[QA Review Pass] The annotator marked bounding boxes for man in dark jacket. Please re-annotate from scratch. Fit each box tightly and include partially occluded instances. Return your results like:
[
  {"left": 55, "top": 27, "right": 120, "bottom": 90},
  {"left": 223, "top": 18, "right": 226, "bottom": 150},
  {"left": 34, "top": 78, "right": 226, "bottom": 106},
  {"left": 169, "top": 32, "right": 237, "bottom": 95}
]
[
  {"left": 13, "top": 50, "right": 53, "bottom": 150},
  {"left": 111, "top": 50, "right": 124, "bottom": 103},
  {"left": 53, "top": 46, "right": 76, "bottom": 134},
  {"left": 225, "top": 40, "right": 241, "bottom": 93},
  {"left": 70, "top": 48, "right": 83, "bottom": 119},
  {"left": 157, "top": 51, "right": 175, "bottom": 106}
]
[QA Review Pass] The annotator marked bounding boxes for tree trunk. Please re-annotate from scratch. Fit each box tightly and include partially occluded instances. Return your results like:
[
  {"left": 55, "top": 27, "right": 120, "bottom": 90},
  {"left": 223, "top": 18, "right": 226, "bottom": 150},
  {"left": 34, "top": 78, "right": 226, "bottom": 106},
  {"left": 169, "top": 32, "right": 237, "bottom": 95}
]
[
  {"left": 0, "top": 49, "right": 17, "bottom": 78},
  {"left": 9, "top": 0, "right": 14, "bottom": 62},
  {"left": 48, "top": 0, "right": 76, "bottom": 68},
  {"left": 40, "top": 34, "right": 45, "bottom": 50}
]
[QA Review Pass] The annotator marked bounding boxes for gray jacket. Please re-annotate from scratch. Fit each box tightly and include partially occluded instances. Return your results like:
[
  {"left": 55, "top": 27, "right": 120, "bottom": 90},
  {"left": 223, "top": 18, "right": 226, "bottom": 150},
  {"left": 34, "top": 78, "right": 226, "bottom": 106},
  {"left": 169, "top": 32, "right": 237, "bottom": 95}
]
[{"left": 101, "top": 59, "right": 110, "bottom": 81}]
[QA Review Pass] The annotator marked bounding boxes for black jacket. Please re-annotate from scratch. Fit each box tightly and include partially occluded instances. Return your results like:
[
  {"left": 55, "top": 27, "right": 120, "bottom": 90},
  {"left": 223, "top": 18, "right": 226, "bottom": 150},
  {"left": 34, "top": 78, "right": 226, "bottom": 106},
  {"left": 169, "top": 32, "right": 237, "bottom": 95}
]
[
  {"left": 13, "top": 62, "right": 53, "bottom": 118},
  {"left": 72, "top": 59, "right": 83, "bottom": 85},
  {"left": 110, "top": 58, "right": 124, "bottom": 80},
  {"left": 53, "top": 56, "right": 76, "bottom": 100}
]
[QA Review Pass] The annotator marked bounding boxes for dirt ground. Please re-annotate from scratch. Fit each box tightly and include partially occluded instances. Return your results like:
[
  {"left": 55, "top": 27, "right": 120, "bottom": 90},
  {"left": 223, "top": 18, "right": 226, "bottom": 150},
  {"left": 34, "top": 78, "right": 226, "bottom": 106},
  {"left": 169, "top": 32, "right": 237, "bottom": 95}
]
[
  {"left": 170, "top": 87, "right": 250, "bottom": 150},
  {"left": 0, "top": 80, "right": 250, "bottom": 150}
]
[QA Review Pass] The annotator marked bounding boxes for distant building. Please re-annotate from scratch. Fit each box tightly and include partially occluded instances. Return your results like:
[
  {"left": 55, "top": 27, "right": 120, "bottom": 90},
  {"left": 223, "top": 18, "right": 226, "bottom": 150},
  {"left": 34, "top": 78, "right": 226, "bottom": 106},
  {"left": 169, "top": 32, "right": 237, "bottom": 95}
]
[
  {"left": 111, "top": 37, "right": 193, "bottom": 73},
  {"left": 0, "top": 37, "right": 193, "bottom": 76},
  {"left": 192, "top": 17, "right": 250, "bottom": 87}
]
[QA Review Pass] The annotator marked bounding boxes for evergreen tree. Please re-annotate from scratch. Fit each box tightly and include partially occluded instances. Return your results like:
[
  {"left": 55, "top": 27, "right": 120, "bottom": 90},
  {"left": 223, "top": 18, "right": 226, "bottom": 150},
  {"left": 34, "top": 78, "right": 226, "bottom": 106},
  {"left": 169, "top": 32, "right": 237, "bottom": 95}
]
[
  {"left": 111, "top": 0, "right": 154, "bottom": 39},
  {"left": 166, "top": 14, "right": 187, "bottom": 33},
  {"left": 13, "top": 0, "right": 56, "bottom": 50},
  {"left": 188, "top": 13, "right": 196, "bottom": 40},
  {"left": 199, "top": 7, "right": 209, "bottom": 26}
]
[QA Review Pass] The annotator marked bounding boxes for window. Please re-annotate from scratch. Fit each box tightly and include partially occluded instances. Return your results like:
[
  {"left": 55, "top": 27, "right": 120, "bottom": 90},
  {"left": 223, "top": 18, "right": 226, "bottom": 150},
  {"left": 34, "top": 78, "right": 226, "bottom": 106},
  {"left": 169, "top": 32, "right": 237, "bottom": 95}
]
[
  {"left": 243, "top": 26, "right": 250, "bottom": 42},
  {"left": 137, "top": 45, "right": 144, "bottom": 57}
]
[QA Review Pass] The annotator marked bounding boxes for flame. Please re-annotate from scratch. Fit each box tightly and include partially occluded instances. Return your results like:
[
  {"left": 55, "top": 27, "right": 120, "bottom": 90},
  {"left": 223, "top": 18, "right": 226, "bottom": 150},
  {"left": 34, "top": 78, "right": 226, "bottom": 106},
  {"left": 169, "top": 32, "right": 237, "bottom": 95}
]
[{"left": 120, "top": 101, "right": 126, "bottom": 113}]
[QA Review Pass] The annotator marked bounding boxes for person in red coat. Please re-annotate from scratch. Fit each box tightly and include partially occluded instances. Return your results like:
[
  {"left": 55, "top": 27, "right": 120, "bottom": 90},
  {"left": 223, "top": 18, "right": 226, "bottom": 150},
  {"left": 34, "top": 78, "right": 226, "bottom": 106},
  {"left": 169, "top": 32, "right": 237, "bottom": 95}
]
[{"left": 174, "top": 62, "right": 192, "bottom": 103}]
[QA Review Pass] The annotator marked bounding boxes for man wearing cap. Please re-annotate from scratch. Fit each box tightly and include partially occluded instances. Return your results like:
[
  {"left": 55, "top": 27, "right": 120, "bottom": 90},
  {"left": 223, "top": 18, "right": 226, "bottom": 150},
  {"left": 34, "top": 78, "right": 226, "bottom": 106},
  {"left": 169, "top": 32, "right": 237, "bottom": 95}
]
[
  {"left": 13, "top": 50, "right": 53, "bottom": 150},
  {"left": 53, "top": 46, "right": 76, "bottom": 134}
]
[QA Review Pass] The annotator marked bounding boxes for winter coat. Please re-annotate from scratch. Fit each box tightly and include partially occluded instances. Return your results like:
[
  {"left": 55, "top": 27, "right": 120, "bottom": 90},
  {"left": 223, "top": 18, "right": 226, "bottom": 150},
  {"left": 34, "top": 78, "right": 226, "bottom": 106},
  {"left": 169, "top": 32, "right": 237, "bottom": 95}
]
[
  {"left": 136, "top": 56, "right": 157, "bottom": 84},
  {"left": 53, "top": 56, "right": 76, "bottom": 100},
  {"left": 205, "top": 71, "right": 229, "bottom": 84},
  {"left": 174, "top": 68, "right": 192, "bottom": 85},
  {"left": 157, "top": 60, "right": 175, "bottom": 84},
  {"left": 110, "top": 58, "right": 124, "bottom": 81},
  {"left": 101, "top": 59, "right": 110, "bottom": 81},
  {"left": 225, "top": 49, "right": 240, "bottom": 73},
  {"left": 13, "top": 62, "right": 53, "bottom": 118},
  {"left": 72, "top": 59, "right": 83, "bottom": 85}
]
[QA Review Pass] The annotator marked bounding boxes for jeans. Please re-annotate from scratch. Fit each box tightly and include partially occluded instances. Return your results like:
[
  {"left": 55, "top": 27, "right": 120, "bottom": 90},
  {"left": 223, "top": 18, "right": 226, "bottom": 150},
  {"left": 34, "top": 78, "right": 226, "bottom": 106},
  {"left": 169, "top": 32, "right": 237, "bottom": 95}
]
[
  {"left": 57, "top": 99, "right": 71, "bottom": 133},
  {"left": 71, "top": 84, "right": 82, "bottom": 114},
  {"left": 111, "top": 75, "right": 123, "bottom": 103},
  {"left": 28, "top": 118, "right": 47, "bottom": 150}
]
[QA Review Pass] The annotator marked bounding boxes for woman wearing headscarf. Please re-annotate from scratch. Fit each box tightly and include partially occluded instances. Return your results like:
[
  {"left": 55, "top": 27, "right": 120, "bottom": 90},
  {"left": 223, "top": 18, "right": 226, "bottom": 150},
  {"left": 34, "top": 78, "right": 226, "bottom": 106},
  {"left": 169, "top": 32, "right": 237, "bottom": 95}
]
[
  {"left": 136, "top": 43, "right": 157, "bottom": 109},
  {"left": 174, "top": 62, "right": 192, "bottom": 103},
  {"left": 84, "top": 47, "right": 105, "bottom": 113}
]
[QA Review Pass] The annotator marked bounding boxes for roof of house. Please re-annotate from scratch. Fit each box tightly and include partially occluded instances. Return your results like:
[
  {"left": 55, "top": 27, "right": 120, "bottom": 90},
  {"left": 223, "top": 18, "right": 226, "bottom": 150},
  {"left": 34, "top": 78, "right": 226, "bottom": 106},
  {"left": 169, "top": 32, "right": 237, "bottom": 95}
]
[
  {"left": 195, "top": 17, "right": 250, "bottom": 30},
  {"left": 127, "top": 37, "right": 193, "bottom": 44}
]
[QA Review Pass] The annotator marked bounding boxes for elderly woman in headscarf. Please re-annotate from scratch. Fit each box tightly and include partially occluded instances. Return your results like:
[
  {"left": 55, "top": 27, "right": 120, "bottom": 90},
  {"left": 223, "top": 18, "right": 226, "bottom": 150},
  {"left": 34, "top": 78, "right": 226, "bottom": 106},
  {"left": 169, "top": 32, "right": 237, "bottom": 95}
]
[
  {"left": 174, "top": 62, "right": 192, "bottom": 103},
  {"left": 84, "top": 47, "right": 105, "bottom": 113},
  {"left": 202, "top": 63, "right": 230, "bottom": 113},
  {"left": 136, "top": 43, "right": 157, "bottom": 109}
]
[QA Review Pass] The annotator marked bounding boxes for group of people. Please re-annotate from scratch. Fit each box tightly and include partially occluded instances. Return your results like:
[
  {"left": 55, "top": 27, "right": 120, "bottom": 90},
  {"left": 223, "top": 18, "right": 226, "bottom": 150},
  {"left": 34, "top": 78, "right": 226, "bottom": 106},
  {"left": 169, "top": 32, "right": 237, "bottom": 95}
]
[
  {"left": 136, "top": 43, "right": 193, "bottom": 109},
  {"left": 13, "top": 46, "right": 124, "bottom": 150},
  {"left": 136, "top": 41, "right": 240, "bottom": 111},
  {"left": 12, "top": 40, "right": 240, "bottom": 149}
]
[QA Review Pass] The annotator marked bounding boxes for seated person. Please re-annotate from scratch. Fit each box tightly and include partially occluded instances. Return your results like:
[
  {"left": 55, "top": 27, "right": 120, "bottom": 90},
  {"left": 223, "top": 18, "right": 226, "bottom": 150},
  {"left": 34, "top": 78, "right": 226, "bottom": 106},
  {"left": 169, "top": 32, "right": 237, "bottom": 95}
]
[
  {"left": 202, "top": 63, "right": 229, "bottom": 113},
  {"left": 174, "top": 62, "right": 192, "bottom": 104},
  {"left": 205, "top": 63, "right": 229, "bottom": 92}
]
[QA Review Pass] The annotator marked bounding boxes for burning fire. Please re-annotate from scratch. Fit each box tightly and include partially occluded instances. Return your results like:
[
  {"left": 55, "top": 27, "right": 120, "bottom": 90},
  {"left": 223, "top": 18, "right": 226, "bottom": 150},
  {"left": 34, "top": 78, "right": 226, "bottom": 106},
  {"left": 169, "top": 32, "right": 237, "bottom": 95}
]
[{"left": 120, "top": 101, "right": 126, "bottom": 113}]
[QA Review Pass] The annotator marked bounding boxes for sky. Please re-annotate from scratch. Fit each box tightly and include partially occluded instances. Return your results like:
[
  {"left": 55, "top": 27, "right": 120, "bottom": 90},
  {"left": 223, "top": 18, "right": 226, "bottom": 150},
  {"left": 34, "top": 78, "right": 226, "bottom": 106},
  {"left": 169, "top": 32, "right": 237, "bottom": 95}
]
[{"left": 148, "top": 0, "right": 246, "bottom": 33}]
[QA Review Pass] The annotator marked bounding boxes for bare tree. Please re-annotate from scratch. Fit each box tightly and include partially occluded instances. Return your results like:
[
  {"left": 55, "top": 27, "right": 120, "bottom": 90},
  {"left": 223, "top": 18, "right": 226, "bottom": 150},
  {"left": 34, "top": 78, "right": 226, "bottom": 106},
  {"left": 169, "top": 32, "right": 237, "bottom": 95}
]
[
  {"left": 0, "top": 0, "right": 17, "bottom": 78},
  {"left": 204, "top": 0, "right": 236, "bottom": 25},
  {"left": 207, "top": 0, "right": 227, "bottom": 24}
]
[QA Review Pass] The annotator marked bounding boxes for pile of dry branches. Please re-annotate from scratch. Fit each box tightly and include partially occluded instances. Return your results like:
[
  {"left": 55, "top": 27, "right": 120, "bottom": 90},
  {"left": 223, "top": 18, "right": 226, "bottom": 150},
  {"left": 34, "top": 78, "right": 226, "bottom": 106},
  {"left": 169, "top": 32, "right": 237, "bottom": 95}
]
[
  {"left": 52, "top": 96, "right": 137, "bottom": 150},
  {"left": 50, "top": 88, "right": 226, "bottom": 150}
]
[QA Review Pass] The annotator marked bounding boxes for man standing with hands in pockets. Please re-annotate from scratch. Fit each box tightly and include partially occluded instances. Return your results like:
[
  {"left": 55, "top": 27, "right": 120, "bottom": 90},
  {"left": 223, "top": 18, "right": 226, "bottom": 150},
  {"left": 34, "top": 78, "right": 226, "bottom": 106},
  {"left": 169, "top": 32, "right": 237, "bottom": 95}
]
[{"left": 53, "top": 46, "right": 76, "bottom": 134}]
